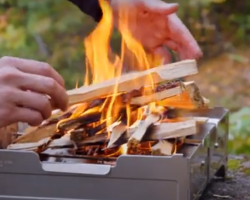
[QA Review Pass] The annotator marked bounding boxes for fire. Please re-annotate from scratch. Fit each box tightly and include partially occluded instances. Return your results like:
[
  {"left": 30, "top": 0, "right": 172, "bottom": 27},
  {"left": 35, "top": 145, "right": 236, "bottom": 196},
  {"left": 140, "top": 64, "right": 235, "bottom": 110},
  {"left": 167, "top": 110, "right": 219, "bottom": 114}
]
[
  {"left": 120, "top": 144, "right": 128, "bottom": 154},
  {"left": 50, "top": 0, "right": 193, "bottom": 158},
  {"left": 83, "top": 0, "right": 157, "bottom": 89},
  {"left": 80, "top": 0, "right": 159, "bottom": 152}
]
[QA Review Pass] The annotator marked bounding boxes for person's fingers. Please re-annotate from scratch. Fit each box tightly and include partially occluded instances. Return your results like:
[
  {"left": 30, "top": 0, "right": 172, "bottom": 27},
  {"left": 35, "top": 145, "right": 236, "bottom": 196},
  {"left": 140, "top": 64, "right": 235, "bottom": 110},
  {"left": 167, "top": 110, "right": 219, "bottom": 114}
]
[
  {"left": 153, "top": 46, "right": 172, "bottom": 64},
  {"left": 164, "top": 40, "right": 179, "bottom": 52},
  {"left": 12, "top": 106, "right": 44, "bottom": 126},
  {"left": 164, "top": 40, "right": 187, "bottom": 61},
  {"left": 13, "top": 90, "right": 52, "bottom": 120},
  {"left": 0, "top": 56, "right": 65, "bottom": 87},
  {"left": 147, "top": 1, "right": 178, "bottom": 15},
  {"left": 16, "top": 72, "right": 68, "bottom": 111},
  {"left": 138, "top": 0, "right": 178, "bottom": 16},
  {"left": 166, "top": 14, "right": 203, "bottom": 59}
]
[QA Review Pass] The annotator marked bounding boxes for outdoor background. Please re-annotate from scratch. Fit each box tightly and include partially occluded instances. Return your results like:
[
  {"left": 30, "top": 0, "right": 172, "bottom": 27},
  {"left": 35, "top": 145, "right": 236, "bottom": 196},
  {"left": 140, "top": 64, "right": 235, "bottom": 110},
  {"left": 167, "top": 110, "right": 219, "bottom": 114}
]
[{"left": 0, "top": 0, "right": 249, "bottom": 154}]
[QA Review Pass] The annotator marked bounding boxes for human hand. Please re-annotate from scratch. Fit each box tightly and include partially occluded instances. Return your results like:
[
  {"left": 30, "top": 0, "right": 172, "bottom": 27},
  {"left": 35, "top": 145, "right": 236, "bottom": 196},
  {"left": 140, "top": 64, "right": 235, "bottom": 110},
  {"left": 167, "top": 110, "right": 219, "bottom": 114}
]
[
  {"left": 110, "top": 0, "right": 203, "bottom": 63},
  {"left": 0, "top": 56, "right": 68, "bottom": 128}
]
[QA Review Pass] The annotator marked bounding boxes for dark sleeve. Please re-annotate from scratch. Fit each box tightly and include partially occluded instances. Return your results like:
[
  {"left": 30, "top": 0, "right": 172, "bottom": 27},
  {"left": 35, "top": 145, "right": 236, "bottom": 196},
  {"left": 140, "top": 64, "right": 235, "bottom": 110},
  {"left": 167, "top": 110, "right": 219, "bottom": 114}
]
[{"left": 67, "top": 0, "right": 103, "bottom": 22}]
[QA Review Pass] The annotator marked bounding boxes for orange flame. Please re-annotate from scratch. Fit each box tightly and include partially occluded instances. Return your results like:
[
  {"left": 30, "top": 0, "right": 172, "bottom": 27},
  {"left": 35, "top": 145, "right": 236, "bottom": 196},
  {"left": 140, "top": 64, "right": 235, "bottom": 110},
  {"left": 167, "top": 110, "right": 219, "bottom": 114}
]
[
  {"left": 82, "top": 0, "right": 158, "bottom": 134},
  {"left": 84, "top": 0, "right": 118, "bottom": 85}
]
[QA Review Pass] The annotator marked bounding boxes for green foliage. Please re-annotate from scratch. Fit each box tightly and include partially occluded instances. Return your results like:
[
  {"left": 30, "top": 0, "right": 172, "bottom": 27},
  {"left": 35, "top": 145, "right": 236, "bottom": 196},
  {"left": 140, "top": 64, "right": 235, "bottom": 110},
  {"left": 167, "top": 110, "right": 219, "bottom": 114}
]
[
  {"left": 228, "top": 107, "right": 250, "bottom": 154},
  {"left": 174, "top": 0, "right": 250, "bottom": 48},
  {"left": 0, "top": 0, "right": 96, "bottom": 89},
  {"left": 227, "top": 159, "right": 241, "bottom": 171}
]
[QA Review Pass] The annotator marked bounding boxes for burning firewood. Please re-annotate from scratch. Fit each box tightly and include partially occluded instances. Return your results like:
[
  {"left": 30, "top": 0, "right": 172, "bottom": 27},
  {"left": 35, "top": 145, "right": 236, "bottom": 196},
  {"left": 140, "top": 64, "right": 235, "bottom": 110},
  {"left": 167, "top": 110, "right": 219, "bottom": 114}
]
[
  {"left": 156, "top": 81, "right": 208, "bottom": 109},
  {"left": 14, "top": 123, "right": 57, "bottom": 144},
  {"left": 107, "top": 123, "right": 128, "bottom": 148},
  {"left": 147, "top": 119, "right": 197, "bottom": 140},
  {"left": 7, "top": 137, "right": 51, "bottom": 151},
  {"left": 127, "top": 113, "right": 162, "bottom": 151},
  {"left": 151, "top": 140, "right": 174, "bottom": 156},
  {"left": 13, "top": 80, "right": 187, "bottom": 144},
  {"left": 8, "top": 56, "right": 212, "bottom": 161},
  {"left": 7, "top": 134, "right": 74, "bottom": 151},
  {"left": 67, "top": 60, "right": 198, "bottom": 106},
  {"left": 13, "top": 106, "right": 78, "bottom": 144},
  {"left": 130, "top": 81, "right": 206, "bottom": 107}
]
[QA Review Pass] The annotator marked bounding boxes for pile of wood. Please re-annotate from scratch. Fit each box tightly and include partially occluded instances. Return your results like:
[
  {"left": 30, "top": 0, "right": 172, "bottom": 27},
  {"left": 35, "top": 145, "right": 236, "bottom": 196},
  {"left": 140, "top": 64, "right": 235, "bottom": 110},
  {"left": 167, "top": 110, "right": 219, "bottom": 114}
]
[{"left": 7, "top": 59, "right": 210, "bottom": 157}]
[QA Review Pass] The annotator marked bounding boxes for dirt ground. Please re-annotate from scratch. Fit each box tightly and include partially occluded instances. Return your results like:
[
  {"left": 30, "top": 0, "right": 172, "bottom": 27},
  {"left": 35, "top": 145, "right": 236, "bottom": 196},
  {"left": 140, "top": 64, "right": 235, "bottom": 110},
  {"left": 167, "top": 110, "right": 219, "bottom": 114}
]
[
  {"left": 186, "top": 47, "right": 250, "bottom": 110},
  {"left": 201, "top": 155, "right": 250, "bottom": 200}
]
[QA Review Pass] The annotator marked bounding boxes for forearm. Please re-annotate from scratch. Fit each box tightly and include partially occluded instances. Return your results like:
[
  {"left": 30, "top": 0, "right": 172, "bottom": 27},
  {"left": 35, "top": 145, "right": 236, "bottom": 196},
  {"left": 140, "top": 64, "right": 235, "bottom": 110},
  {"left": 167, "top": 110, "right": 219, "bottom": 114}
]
[{"left": 67, "top": 0, "right": 103, "bottom": 22}]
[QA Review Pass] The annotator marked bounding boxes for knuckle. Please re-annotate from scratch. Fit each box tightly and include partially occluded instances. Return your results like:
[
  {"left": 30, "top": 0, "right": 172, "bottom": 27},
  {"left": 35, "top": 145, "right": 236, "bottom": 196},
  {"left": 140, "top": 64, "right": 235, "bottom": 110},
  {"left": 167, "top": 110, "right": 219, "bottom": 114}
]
[
  {"left": 29, "top": 112, "right": 43, "bottom": 126},
  {"left": 40, "top": 98, "right": 50, "bottom": 110},
  {"left": 40, "top": 98, "right": 52, "bottom": 119},
  {"left": 0, "top": 56, "right": 12, "bottom": 65},
  {"left": 0, "top": 56, "right": 19, "bottom": 67},
  {"left": 46, "top": 78, "right": 57, "bottom": 91},
  {"left": 0, "top": 67, "right": 19, "bottom": 81},
  {"left": 39, "top": 62, "right": 52, "bottom": 75},
  {"left": 0, "top": 107, "right": 12, "bottom": 119},
  {"left": 0, "top": 110, "right": 13, "bottom": 127},
  {"left": 0, "top": 87, "right": 14, "bottom": 101}
]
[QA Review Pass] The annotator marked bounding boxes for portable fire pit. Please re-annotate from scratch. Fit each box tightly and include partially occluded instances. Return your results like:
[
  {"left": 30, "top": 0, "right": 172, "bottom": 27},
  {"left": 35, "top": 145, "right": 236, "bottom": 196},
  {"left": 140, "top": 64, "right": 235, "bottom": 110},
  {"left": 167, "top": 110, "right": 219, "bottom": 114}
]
[
  {"left": 0, "top": 59, "right": 229, "bottom": 200},
  {"left": 0, "top": 107, "right": 228, "bottom": 200}
]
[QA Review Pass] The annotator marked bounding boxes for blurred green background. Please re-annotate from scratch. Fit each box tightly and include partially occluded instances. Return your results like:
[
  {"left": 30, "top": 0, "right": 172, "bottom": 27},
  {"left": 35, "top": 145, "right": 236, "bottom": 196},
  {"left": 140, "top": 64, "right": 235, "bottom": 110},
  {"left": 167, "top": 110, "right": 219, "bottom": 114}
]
[{"left": 0, "top": 0, "right": 250, "bottom": 154}]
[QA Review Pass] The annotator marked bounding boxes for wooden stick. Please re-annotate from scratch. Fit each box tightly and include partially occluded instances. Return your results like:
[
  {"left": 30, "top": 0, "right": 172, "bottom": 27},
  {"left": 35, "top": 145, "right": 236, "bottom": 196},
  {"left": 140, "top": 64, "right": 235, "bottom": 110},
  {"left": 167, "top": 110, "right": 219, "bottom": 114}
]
[
  {"left": 0, "top": 123, "right": 18, "bottom": 149},
  {"left": 107, "top": 123, "right": 128, "bottom": 148},
  {"left": 130, "top": 81, "right": 207, "bottom": 107},
  {"left": 7, "top": 134, "right": 74, "bottom": 151},
  {"left": 9, "top": 118, "right": 200, "bottom": 151},
  {"left": 7, "top": 137, "right": 51, "bottom": 151},
  {"left": 130, "top": 85, "right": 184, "bottom": 105},
  {"left": 147, "top": 119, "right": 197, "bottom": 140},
  {"left": 151, "top": 140, "right": 174, "bottom": 156},
  {"left": 156, "top": 81, "right": 207, "bottom": 108},
  {"left": 67, "top": 60, "right": 198, "bottom": 106},
  {"left": 127, "top": 113, "right": 161, "bottom": 149},
  {"left": 13, "top": 124, "right": 57, "bottom": 144}
]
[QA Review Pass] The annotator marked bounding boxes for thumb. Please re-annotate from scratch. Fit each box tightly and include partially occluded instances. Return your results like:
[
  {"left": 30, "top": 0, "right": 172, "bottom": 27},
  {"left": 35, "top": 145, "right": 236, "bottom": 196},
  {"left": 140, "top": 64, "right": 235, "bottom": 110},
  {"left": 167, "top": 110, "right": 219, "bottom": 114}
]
[{"left": 147, "top": 1, "right": 179, "bottom": 15}]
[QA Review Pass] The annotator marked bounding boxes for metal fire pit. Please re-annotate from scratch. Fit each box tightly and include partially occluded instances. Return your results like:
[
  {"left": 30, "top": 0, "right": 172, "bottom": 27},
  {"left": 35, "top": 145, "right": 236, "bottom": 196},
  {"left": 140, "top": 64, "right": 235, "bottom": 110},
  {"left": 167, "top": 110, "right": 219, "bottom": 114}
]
[{"left": 0, "top": 107, "right": 229, "bottom": 200}]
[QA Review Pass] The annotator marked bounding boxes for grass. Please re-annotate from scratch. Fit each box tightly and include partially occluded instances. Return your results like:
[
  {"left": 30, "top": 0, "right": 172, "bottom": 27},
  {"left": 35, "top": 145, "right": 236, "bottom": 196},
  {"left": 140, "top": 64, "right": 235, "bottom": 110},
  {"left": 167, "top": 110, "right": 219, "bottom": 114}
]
[{"left": 227, "top": 159, "right": 241, "bottom": 171}]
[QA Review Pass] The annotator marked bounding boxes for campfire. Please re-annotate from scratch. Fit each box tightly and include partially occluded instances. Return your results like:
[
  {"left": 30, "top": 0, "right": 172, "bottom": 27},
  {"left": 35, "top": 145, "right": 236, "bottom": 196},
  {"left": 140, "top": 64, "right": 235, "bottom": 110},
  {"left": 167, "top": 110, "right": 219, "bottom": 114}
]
[{"left": 7, "top": 0, "right": 210, "bottom": 161}]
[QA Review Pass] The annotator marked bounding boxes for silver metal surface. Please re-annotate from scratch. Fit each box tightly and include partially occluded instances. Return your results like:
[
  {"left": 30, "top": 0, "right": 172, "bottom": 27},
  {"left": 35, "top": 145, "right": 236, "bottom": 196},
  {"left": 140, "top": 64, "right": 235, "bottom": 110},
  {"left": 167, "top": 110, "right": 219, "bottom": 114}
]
[
  {"left": 181, "top": 107, "right": 229, "bottom": 182},
  {"left": 0, "top": 107, "right": 229, "bottom": 200}
]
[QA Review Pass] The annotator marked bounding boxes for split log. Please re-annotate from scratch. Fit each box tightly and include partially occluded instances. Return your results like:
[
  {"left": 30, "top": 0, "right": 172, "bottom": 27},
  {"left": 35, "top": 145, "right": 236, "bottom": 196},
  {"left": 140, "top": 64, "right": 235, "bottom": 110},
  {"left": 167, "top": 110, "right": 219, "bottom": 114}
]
[
  {"left": 67, "top": 60, "right": 198, "bottom": 106},
  {"left": 107, "top": 123, "right": 128, "bottom": 148},
  {"left": 70, "top": 128, "right": 87, "bottom": 142},
  {"left": 8, "top": 134, "right": 74, "bottom": 151},
  {"left": 81, "top": 118, "right": 199, "bottom": 149},
  {"left": 9, "top": 118, "right": 200, "bottom": 151},
  {"left": 127, "top": 113, "right": 162, "bottom": 150},
  {"left": 13, "top": 102, "right": 138, "bottom": 145},
  {"left": 151, "top": 140, "right": 174, "bottom": 156},
  {"left": 7, "top": 137, "right": 51, "bottom": 151},
  {"left": 130, "top": 83, "right": 185, "bottom": 106},
  {"left": 146, "top": 119, "right": 198, "bottom": 140},
  {"left": 13, "top": 123, "right": 57, "bottom": 144},
  {"left": 156, "top": 81, "right": 208, "bottom": 109},
  {"left": 13, "top": 79, "right": 207, "bottom": 145},
  {"left": 130, "top": 81, "right": 207, "bottom": 108},
  {"left": 0, "top": 123, "right": 18, "bottom": 149}
]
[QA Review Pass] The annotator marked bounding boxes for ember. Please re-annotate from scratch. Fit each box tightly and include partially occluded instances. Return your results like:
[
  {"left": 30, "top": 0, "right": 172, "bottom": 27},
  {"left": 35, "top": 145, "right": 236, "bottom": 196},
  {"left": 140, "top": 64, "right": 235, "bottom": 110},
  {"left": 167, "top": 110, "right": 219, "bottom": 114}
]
[{"left": 7, "top": 0, "right": 210, "bottom": 163}]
